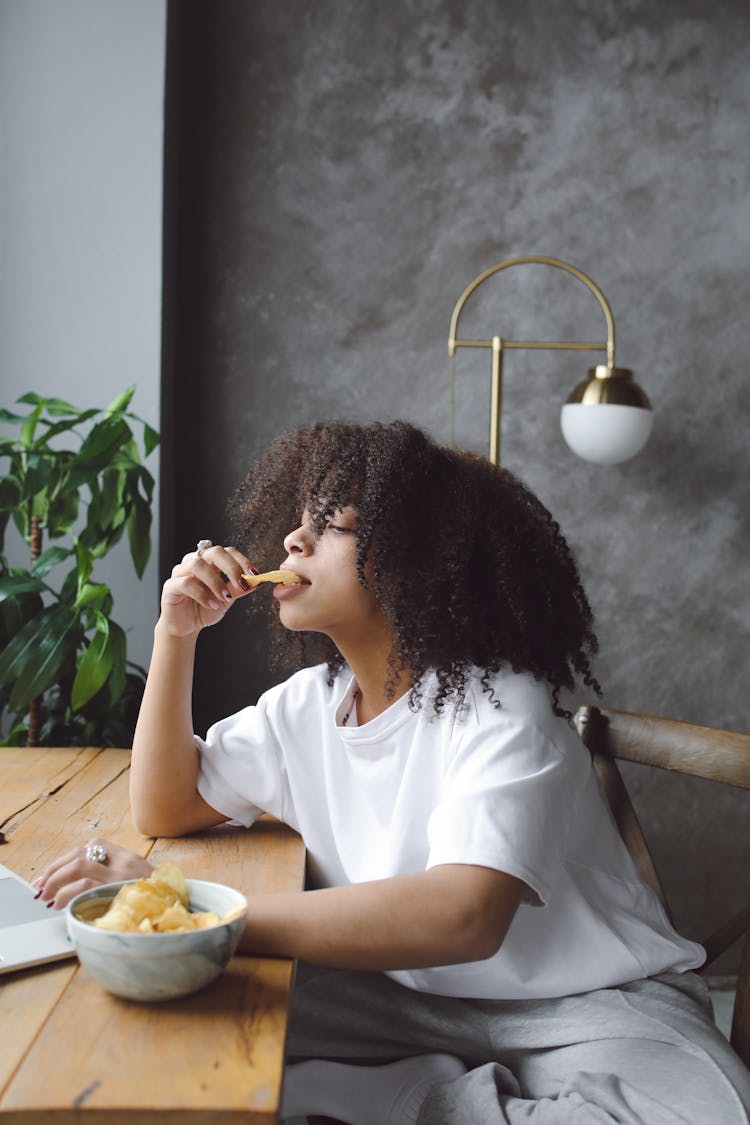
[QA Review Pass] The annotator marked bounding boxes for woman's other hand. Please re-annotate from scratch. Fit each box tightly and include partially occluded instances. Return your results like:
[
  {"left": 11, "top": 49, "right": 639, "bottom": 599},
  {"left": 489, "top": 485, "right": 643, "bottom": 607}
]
[
  {"left": 160, "top": 543, "right": 257, "bottom": 637},
  {"left": 32, "top": 839, "right": 153, "bottom": 910}
]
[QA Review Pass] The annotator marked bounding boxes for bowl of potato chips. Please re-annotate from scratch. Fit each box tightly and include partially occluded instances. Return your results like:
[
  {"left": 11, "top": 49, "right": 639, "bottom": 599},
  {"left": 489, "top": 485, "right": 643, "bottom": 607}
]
[{"left": 66, "top": 863, "right": 247, "bottom": 1002}]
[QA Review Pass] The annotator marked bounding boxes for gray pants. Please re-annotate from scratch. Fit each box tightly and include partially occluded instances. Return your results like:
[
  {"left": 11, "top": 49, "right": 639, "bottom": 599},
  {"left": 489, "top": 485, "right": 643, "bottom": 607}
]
[{"left": 287, "top": 965, "right": 750, "bottom": 1123}]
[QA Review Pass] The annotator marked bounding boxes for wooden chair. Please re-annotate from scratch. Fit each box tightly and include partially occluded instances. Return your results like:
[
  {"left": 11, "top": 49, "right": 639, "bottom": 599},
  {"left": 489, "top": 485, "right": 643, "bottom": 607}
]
[{"left": 575, "top": 704, "right": 750, "bottom": 1069}]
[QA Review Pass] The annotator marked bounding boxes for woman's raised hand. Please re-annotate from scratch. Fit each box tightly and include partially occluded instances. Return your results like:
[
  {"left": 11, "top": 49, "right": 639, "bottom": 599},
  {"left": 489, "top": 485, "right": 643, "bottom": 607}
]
[{"left": 160, "top": 543, "right": 257, "bottom": 637}]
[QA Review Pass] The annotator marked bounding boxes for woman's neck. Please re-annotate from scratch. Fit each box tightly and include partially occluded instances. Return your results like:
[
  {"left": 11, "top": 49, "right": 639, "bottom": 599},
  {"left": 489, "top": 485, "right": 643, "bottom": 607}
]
[
  {"left": 334, "top": 629, "right": 412, "bottom": 724},
  {"left": 352, "top": 668, "right": 412, "bottom": 725}
]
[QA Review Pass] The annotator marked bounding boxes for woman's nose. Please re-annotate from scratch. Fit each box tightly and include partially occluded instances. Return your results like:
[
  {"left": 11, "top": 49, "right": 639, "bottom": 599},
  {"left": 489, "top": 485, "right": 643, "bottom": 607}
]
[{"left": 283, "top": 523, "right": 312, "bottom": 555}]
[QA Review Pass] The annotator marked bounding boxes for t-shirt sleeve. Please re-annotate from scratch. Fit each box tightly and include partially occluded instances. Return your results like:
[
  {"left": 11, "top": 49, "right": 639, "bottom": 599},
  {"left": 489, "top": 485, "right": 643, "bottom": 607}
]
[
  {"left": 425, "top": 710, "right": 586, "bottom": 907},
  {"left": 195, "top": 695, "right": 287, "bottom": 827}
]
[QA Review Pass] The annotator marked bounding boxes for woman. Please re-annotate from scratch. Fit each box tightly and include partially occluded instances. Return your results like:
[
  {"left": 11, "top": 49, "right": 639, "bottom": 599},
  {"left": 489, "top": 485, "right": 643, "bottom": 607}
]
[{"left": 36, "top": 421, "right": 750, "bottom": 1124}]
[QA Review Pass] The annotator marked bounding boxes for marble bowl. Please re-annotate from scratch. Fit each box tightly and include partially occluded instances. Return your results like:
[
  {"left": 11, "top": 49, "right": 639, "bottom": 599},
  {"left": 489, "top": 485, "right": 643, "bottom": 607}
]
[{"left": 66, "top": 878, "right": 247, "bottom": 1002}]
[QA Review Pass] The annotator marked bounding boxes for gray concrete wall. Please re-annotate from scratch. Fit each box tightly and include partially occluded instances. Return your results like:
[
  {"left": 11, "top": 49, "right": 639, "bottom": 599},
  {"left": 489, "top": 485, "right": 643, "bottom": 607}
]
[{"left": 166, "top": 0, "right": 749, "bottom": 967}]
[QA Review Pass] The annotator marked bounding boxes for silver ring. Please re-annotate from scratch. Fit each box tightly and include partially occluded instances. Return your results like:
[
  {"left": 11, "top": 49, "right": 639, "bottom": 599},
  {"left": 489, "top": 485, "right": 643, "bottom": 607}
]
[
  {"left": 196, "top": 539, "right": 212, "bottom": 558},
  {"left": 86, "top": 843, "right": 108, "bottom": 865}
]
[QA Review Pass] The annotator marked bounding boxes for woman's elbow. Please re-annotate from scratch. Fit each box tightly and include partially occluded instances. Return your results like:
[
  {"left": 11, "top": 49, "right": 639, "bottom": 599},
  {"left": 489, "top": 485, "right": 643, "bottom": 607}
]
[
  {"left": 453, "top": 913, "right": 508, "bottom": 963},
  {"left": 130, "top": 803, "right": 168, "bottom": 839},
  {"left": 129, "top": 790, "right": 185, "bottom": 839},
  {"left": 430, "top": 865, "right": 524, "bottom": 964},
  {"left": 130, "top": 789, "right": 228, "bottom": 839}
]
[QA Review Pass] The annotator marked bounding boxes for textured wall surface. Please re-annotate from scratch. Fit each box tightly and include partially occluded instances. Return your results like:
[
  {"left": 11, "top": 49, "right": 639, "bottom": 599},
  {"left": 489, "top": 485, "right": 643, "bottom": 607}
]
[{"left": 164, "top": 0, "right": 749, "bottom": 965}]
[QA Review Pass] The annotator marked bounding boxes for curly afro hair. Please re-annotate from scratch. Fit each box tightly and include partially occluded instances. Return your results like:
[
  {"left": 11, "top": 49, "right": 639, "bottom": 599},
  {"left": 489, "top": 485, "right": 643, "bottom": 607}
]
[{"left": 227, "top": 420, "right": 600, "bottom": 718}]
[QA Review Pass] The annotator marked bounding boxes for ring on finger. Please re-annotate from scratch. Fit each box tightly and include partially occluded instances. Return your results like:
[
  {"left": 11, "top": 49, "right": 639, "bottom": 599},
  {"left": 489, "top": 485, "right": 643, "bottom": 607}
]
[
  {"left": 86, "top": 843, "right": 108, "bottom": 865},
  {"left": 196, "top": 539, "right": 212, "bottom": 558}
]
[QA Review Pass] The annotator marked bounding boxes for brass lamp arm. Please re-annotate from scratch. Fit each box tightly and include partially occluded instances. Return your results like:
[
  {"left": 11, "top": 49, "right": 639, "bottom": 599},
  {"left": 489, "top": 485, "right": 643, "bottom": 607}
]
[{"left": 448, "top": 255, "right": 616, "bottom": 369}]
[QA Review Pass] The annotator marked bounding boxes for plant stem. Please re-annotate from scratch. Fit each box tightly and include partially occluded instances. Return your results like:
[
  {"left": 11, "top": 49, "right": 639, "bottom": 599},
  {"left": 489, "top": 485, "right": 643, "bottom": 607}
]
[{"left": 27, "top": 516, "right": 43, "bottom": 747}]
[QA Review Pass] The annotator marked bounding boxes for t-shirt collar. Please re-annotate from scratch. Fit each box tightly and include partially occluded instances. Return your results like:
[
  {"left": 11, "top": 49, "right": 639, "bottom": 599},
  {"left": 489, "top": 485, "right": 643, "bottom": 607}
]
[{"left": 334, "top": 674, "right": 413, "bottom": 739}]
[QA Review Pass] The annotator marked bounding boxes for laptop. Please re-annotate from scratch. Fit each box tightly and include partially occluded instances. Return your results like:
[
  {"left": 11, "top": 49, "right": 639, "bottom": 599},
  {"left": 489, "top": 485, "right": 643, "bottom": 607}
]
[{"left": 0, "top": 863, "right": 75, "bottom": 974}]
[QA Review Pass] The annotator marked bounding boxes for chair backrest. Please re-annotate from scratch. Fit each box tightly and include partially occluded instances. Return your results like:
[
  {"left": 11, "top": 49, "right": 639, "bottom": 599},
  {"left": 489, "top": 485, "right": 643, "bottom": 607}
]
[{"left": 574, "top": 704, "right": 750, "bottom": 1070}]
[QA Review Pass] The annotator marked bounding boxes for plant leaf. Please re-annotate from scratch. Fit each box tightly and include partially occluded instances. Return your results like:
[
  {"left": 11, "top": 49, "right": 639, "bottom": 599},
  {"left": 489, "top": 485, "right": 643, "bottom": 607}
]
[
  {"left": 75, "top": 581, "right": 110, "bottom": 611},
  {"left": 138, "top": 464, "right": 156, "bottom": 503},
  {"left": 104, "top": 619, "right": 127, "bottom": 704},
  {"left": 74, "top": 540, "right": 94, "bottom": 592},
  {"left": 0, "top": 714, "right": 31, "bottom": 747},
  {"left": 20, "top": 404, "right": 43, "bottom": 448},
  {"left": 43, "top": 397, "right": 84, "bottom": 417},
  {"left": 0, "top": 477, "right": 22, "bottom": 548},
  {"left": 46, "top": 486, "right": 80, "bottom": 537},
  {"left": 0, "top": 590, "right": 44, "bottom": 645},
  {"left": 59, "top": 566, "right": 79, "bottom": 605},
  {"left": 142, "top": 422, "right": 160, "bottom": 457},
  {"left": 11, "top": 508, "right": 28, "bottom": 542},
  {"left": 31, "top": 545, "right": 72, "bottom": 578},
  {"left": 0, "top": 573, "right": 47, "bottom": 602},
  {"left": 0, "top": 475, "right": 23, "bottom": 511},
  {"left": 71, "top": 416, "right": 132, "bottom": 474},
  {"left": 72, "top": 611, "right": 113, "bottom": 710},
  {"left": 0, "top": 408, "right": 26, "bottom": 424},
  {"left": 20, "top": 452, "right": 55, "bottom": 501},
  {"left": 127, "top": 490, "right": 152, "bottom": 578},
  {"left": 105, "top": 386, "right": 136, "bottom": 415},
  {"left": 0, "top": 604, "right": 81, "bottom": 709},
  {"left": 91, "top": 468, "right": 123, "bottom": 534},
  {"left": 40, "top": 409, "right": 99, "bottom": 439}
]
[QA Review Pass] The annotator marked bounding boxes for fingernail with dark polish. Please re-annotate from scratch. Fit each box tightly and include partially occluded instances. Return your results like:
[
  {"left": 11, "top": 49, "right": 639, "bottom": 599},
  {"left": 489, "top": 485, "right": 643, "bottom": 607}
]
[
  {"left": 33, "top": 888, "right": 43, "bottom": 899},
  {"left": 239, "top": 576, "right": 249, "bottom": 591},
  {"left": 219, "top": 571, "right": 229, "bottom": 583},
  {"left": 46, "top": 900, "right": 54, "bottom": 908}
]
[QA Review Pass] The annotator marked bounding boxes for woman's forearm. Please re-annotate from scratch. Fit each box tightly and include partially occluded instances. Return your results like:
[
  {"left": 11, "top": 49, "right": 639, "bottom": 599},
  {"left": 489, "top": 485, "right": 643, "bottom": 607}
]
[
  {"left": 129, "top": 544, "right": 253, "bottom": 837},
  {"left": 129, "top": 622, "right": 224, "bottom": 837},
  {"left": 238, "top": 865, "right": 524, "bottom": 970}
]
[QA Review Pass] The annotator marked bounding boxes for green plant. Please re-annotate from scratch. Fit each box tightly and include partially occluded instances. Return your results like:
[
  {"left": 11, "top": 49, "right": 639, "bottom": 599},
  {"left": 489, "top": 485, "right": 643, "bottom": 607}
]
[{"left": 0, "top": 387, "right": 159, "bottom": 747}]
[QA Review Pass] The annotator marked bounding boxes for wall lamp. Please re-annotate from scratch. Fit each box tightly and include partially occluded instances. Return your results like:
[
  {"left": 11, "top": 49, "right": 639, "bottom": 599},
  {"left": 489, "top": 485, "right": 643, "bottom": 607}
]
[{"left": 448, "top": 256, "right": 653, "bottom": 465}]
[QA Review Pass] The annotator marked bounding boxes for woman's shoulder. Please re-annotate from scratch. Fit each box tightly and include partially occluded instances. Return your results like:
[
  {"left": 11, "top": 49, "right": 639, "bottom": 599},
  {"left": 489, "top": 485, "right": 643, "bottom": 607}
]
[
  {"left": 457, "top": 664, "right": 578, "bottom": 745},
  {"left": 458, "top": 663, "right": 551, "bottom": 710}
]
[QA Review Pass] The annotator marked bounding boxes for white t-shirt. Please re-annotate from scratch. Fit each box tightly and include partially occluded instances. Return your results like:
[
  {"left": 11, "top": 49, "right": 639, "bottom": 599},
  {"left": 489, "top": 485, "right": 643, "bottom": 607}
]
[{"left": 195, "top": 663, "right": 704, "bottom": 1000}]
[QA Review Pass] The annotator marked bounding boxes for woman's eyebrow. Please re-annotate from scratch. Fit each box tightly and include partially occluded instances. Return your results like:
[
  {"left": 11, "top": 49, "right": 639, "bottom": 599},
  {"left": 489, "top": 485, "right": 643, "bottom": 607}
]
[{"left": 335, "top": 505, "right": 359, "bottom": 521}]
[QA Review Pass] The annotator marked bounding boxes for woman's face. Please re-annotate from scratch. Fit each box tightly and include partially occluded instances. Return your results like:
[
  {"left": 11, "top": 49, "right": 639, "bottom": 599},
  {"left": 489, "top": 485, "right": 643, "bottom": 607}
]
[{"left": 273, "top": 506, "right": 388, "bottom": 647}]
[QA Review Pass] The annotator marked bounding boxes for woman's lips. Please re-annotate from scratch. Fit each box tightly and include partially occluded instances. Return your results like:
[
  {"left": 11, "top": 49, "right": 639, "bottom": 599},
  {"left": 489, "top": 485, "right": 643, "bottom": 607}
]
[{"left": 272, "top": 580, "right": 309, "bottom": 600}]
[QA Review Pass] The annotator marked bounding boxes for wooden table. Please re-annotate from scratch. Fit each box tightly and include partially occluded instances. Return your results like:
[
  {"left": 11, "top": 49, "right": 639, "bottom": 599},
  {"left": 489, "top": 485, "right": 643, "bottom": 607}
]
[{"left": 0, "top": 745, "right": 306, "bottom": 1124}]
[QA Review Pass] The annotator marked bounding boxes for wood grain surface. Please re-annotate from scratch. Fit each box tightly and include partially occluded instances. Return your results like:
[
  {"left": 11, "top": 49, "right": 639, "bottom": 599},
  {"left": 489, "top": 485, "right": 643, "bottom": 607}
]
[{"left": 0, "top": 747, "right": 305, "bottom": 1124}]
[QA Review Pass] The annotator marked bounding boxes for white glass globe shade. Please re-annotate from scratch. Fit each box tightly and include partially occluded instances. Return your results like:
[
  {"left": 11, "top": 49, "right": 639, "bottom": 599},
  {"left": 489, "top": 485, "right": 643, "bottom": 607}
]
[{"left": 560, "top": 403, "right": 653, "bottom": 465}]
